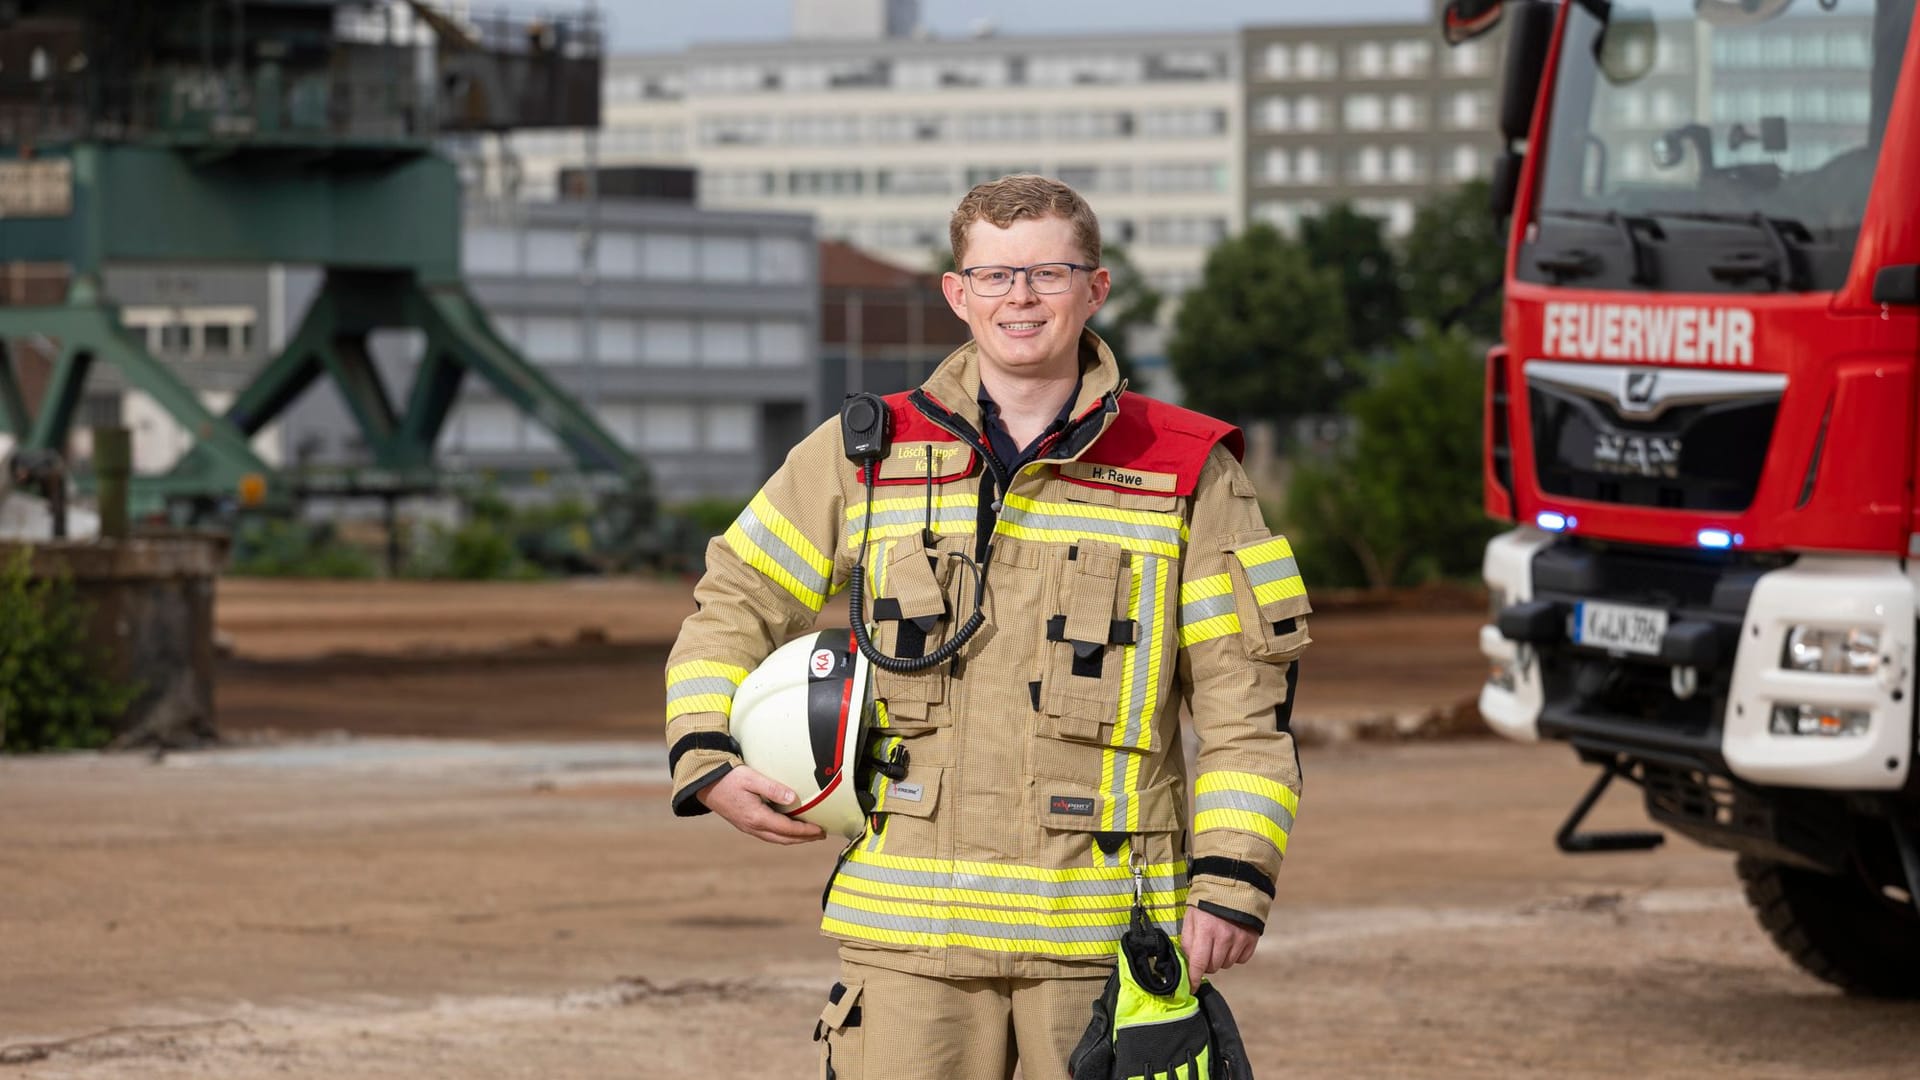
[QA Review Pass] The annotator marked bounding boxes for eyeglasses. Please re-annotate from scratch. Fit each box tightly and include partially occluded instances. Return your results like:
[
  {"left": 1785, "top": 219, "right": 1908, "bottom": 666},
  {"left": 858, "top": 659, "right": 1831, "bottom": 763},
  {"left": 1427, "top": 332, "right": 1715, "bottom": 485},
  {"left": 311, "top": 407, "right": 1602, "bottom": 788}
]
[{"left": 958, "top": 262, "right": 1096, "bottom": 297}]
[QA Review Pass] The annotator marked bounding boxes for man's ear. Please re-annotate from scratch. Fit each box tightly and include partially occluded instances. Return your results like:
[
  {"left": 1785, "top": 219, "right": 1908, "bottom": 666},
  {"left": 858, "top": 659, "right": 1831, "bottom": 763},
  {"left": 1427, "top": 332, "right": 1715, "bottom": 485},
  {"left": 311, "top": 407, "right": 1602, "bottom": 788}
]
[
  {"left": 941, "top": 271, "right": 969, "bottom": 320},
  {"left": 1085, "top": 267, "right": 1113, "bottom": 317}
]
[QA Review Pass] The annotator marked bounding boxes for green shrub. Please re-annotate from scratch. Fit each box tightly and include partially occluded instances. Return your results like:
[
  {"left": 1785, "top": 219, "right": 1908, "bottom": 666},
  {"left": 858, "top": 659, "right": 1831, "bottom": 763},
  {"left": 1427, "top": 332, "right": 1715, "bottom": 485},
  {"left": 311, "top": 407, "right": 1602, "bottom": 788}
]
[
  {"left": 228, "top": 518, "right": 379, "bottom": 579},
  {"left": 668, "top": 496, "right": 750, "bottom": 540},
  {"left": 0, "top": 547, "right": 141, "bottom": 752}
]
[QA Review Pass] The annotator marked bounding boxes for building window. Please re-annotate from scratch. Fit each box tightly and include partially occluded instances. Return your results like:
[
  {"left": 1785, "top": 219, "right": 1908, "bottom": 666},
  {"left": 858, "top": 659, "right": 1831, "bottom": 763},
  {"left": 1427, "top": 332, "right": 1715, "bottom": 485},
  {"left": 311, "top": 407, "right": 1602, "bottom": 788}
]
[
  {"left": 1296, "top": 146, "right": 1324, "bottom": 183},
  {"left": 1353, "top": 145, "right": 1384, "bottom": 183},
  {"left": 1446, "top": 40, "right": 1488, "bottom": 76},
  {"left": 1389, "top": 145, "right": 1422, "bottom": 183},
  {"left": 1389, "top": 40, "right": 1431, "bottom": 77},
  {"left": 641, "top": 233, "right": 696, "bottom": 280},
  {"left": 1351, "top": 42, "right": 1386, "bottom": 79},
  {"left": 701, "top": 320, "right": 754, "bottom": 367},
  {"left": 789, "top": 169, "right": 866, "bottom": 196},
  {"left": 1451, "top": 144, "right": 1481, "bottom": 181},
  {"left": 1145, "top": 162, "right": 1225, "bottom": 194},
  {"left": 1055, "top": 164, "right": 1133, "bottom": 194},
  {"left": 1261, "top": 148, "right": 1291, "bottom": 184},
  {"left": 756, "top": 236, "right": 809, "bottom": 284},
  {"left": 1295, "top": 96, "right": 1324, "bottom": 132},
  {"left": 1448, "top": 91, "right": 1485, "bottom": 130},
  {"left": 878, "top": 167, "right": 955, "bottom": 196},
  {"left": 1261, "top": 43, "right": 1290, "bottom": 79},
  {"left": 702, "top": 170, "right": 777, "bottom": 200},
  {"left": 1143, "top": 217, "right": 1228, "bottom": 247},
  {"left": 1257, "top": 96, "right": 1290, "bottom": 132},
  {"left": 1296, "top": 43, "right": 1336, "bottom": 79},
  {"left": 597, "top": 318, "right": 638, "bottom": 363},
  {"left": 522, "top": 316, "right": 581, "bottom": 363},
  {"left": 705, "top": 403, "right": 758, "bottom": 452},
  {"left": 871, "top": 113, "right": 946, "bottom": 142},
  {"left": 1137, "top": 107, "right": 1227, "bottom": 138},
  {"left": 525, "top": 229, "right": 578, "bottom": 276},
  {"left": 961, "top": 111, "right": 1047, "bottom": 141},
  {"left": 1029, "top": 53, "right": 1144, "bottom": 86},
  {"left": 1388, "top": 93, "right": 1421, "bottom": 130},
  {"left": 755, "top": 321, "right": 807, "bottom": 367},
  {"left": 640, "top": 319, "right": 696, "bottom": 365},
  {"left": 965, "top": 165, "right": 1042, "bottom": 187},
  {"left": 1344, "top": 94, "right": 1384, "bottom": 131},
  {"left": 638, "top": 403, "right": 698, "bottom": 451},
  {"left": 1056, "top": 110, "right": 1132, "bottom": 139}
]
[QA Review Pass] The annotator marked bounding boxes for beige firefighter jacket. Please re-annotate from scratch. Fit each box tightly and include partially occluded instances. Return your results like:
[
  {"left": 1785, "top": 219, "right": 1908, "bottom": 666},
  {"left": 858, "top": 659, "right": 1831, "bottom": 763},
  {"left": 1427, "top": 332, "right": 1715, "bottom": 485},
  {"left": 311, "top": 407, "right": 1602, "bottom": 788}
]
[{"left": 665, "top": 331, "right": 1308, "bottom": 979}]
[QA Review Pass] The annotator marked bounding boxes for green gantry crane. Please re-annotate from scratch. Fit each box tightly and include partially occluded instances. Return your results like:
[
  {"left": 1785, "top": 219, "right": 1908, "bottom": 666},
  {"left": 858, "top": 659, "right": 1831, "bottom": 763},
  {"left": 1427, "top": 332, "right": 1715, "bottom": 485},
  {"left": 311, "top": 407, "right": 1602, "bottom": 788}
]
[{"left": 0, "top": 0, "right": 646, "bottom": 517}]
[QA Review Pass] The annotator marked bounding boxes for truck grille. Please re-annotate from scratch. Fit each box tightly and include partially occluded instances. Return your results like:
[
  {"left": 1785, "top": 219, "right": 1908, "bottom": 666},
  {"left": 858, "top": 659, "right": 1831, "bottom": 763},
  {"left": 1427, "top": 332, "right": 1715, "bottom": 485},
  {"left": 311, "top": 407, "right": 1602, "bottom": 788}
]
[{"left": 1525, "top": 361, "right": 1785, "bottom": 512}]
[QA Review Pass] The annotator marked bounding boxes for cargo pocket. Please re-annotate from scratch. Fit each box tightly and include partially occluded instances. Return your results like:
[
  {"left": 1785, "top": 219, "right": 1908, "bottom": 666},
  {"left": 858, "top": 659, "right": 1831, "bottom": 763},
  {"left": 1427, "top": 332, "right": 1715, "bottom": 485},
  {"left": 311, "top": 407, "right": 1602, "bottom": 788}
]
[
  {"left": 866, "top": 535, "right": 952, "bottom": 731},
  {"left": 1038, "top": 540, "right": 1136, "bottom": 729},
  {"left": 1224, "top": 531, "right": 1312, "bottom": 663},
  {"left": 1032, "top": 775, "right": 1184, "bottom": 837},
  {"left": 814, "top": 980, "right": 865, "bottom": 1080}
]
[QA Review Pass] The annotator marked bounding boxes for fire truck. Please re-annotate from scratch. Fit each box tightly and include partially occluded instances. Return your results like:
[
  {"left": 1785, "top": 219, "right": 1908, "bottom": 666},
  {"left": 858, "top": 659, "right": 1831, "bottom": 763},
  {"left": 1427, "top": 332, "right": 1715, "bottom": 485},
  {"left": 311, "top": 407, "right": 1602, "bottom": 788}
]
[{"left": 1446, "top": 0, "right": 1920, "bottom": 994}]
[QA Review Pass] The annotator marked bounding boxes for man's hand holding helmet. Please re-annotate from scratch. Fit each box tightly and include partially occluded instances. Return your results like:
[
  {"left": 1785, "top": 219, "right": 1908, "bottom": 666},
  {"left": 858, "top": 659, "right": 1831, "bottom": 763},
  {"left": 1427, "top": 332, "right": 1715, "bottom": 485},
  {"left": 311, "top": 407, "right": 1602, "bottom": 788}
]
[{"left": 696, "top": 767, "right": 827, "bottom": 845}]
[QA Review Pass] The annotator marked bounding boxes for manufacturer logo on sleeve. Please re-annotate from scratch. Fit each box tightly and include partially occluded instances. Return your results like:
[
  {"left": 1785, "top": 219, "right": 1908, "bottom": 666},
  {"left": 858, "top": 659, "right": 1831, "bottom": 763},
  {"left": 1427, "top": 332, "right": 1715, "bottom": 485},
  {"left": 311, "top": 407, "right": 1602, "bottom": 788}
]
[{"left": 1049, "top": 795, "right": 1096, "bottom": 816}]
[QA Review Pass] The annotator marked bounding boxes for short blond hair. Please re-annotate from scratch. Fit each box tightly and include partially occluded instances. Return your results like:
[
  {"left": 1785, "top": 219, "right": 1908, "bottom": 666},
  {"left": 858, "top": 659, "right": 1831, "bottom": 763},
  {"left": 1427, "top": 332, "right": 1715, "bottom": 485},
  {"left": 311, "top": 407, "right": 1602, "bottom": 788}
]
[{"left": 948, "top": 174, "right": 1102, "bottom": 269}]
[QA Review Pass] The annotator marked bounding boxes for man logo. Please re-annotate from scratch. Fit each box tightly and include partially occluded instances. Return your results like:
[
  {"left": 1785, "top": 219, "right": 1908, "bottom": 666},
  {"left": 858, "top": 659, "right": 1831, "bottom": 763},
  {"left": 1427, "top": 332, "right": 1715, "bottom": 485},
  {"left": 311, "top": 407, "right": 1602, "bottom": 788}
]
[{"left": 1624, "top": 370, "right": 1659, "bottom": 409}]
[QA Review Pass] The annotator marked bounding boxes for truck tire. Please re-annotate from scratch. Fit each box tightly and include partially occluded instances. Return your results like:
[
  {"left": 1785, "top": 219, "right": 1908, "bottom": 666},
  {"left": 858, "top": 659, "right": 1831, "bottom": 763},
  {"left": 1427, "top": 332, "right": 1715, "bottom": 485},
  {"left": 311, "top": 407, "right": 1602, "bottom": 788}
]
[{"left": 1737, "top": 855, "right": 1920, "bottom": 998}]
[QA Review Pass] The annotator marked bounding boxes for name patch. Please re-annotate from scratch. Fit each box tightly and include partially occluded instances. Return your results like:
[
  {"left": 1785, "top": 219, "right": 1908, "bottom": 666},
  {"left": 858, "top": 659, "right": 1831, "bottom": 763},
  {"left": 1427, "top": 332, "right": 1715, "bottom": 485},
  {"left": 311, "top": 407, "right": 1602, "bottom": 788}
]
[
  {"left": 877, "top": 441, "right": 973, "bottom": 482},
  {"left": 1060, "top": 462, "right": 1178, "bottom": 493},
  {"left": 1049, "top": 795, "right": 1096, "bottom": 817},
  {"left": 1541, "top": 302, "right": 1754, "bottom": 366}
]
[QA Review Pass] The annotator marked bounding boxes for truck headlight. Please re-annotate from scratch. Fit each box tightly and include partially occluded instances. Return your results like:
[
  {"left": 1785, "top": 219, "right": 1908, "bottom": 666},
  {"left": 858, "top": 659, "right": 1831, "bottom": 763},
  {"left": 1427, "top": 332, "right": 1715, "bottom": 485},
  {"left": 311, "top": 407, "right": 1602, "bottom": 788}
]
[
  {"left": 1769, "top": 703, "right": 1870, "bottom": 737},
  {"left": 1781, "top": 626, "right": 1881, "bottom": 675}
]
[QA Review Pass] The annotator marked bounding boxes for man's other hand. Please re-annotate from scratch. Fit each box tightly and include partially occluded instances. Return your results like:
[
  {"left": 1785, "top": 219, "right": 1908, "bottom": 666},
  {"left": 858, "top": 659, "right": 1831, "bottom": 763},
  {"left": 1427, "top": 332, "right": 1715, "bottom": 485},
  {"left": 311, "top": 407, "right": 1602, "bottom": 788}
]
[
  {"left": 1180, "top": 905, "right": 1258, "bottom": 991},
  {"left": 695, "top": 766, "right": 827, "bottom": 845}
]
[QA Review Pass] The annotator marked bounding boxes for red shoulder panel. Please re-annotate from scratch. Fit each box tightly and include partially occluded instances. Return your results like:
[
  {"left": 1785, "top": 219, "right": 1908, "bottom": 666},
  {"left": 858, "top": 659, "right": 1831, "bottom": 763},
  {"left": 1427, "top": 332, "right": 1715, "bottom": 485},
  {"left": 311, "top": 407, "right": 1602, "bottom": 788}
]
[
  {"left": 853, "top": 392, "right": 977, "bottom": 486},
  {"left": 1067, "top": 392, "right": 1244, "bottom": 496}
]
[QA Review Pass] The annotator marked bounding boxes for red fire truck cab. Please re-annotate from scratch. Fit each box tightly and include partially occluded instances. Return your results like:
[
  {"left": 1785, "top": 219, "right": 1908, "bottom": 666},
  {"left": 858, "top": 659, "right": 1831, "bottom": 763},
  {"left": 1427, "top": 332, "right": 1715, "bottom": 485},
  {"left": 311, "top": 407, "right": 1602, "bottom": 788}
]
[{"left": 1449, "top": 0, "right": 1920, "bottom": 994}]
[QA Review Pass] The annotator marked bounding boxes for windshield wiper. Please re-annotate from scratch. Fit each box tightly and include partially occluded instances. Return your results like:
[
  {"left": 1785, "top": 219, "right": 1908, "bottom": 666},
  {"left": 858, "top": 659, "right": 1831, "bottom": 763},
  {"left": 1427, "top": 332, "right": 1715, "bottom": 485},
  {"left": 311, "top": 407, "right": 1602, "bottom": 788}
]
[
  {"left": 1641, "top": 210, "right": 1811, "bottom": 291},
  {"left": 1537, "top": 208, "right": 1659, "bottom": 286}
]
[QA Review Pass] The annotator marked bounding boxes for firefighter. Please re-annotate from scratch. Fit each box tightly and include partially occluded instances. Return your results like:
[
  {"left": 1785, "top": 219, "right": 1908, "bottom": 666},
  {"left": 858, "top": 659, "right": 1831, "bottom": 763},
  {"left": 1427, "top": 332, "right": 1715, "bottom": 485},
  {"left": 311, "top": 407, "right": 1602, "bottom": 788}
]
[{"left": 664, "top": 174, "right": 1307, "bottom": 1079}]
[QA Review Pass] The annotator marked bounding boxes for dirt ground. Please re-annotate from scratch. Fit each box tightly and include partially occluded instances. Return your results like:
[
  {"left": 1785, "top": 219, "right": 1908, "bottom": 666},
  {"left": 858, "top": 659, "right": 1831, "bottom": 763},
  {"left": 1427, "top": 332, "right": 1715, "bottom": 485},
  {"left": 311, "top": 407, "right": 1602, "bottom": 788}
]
[{"left": 3, "top": 579, "right": 1917, "bottom": 1078}]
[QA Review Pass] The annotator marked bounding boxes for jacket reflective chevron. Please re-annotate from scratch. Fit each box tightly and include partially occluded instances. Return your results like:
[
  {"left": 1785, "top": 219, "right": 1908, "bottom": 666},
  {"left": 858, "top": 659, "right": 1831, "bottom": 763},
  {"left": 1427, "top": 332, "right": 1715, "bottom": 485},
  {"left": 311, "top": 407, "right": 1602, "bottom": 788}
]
[{"left": 665, "top": 330, "right": 1308, "bottom": 979}]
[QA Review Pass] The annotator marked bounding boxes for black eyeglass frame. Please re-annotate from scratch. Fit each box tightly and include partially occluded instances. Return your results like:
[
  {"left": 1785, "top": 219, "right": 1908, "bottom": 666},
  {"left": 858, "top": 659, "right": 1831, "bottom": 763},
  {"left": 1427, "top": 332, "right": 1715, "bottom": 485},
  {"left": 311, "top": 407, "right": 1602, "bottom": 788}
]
[{"left": 956, "top": 262, "right": 1100, "bottom": 296}]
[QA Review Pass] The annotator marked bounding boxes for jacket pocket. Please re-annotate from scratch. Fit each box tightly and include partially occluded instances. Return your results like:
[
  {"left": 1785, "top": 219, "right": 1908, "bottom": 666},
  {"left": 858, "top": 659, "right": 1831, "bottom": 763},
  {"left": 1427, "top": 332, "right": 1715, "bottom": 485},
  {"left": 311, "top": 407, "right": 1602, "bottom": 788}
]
[
  {"left": 814, "top": 980, "right": 864, "bottom": 1080},
  {"left": 865, "top": 762, "right": 943, "bottom": 820},
  {"left": 1038, "top": 539, "right": 1135, "bottom": 728},
  {"left": 1031, "top": 775, "right": 1184, "bottom": 835},
  {"left": 1224, "top": 531, "right": 1312, "bottom": 663},
  {"left": 865, "top": 535, "right": 952, "bottom": 729}
]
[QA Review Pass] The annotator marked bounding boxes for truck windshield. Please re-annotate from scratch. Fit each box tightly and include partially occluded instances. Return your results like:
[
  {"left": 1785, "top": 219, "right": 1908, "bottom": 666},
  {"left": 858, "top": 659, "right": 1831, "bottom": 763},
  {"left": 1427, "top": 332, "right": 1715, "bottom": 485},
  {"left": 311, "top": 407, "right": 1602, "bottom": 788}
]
[{"left": 1532, "top": 0, "right": 1914, "bottom": 292}]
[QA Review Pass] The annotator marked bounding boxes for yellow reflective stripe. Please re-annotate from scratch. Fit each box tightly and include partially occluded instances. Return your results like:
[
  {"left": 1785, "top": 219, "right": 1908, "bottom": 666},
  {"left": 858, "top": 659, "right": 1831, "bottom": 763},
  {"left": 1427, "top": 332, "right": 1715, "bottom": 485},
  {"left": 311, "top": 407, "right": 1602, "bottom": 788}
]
[
  {"left": 820, "top": 918, "right": 1175, "bottom": 959},
  {"left": 725, "top": 520, "right": 825, "bottom": 610},
  {"left": 750, "top": 491, "right": 832, "bottom": 577},
  {"left": 666, "top": 660, "right": 751, "bottom": 686},
  {"left": 1194, "top": 807, "right": 1291, "bottom": 854},
  {"left": 1179, "top": 573, "right": 1233, "bottom": 603},
  {"left": 1253, "top": 574, "right": 1307, "bottom": 608},
  {"left": 1195, "top": 770, "right": 1301, "bottom": 814},
  {"left": 831, "top": 876, "right": 1187, "bottom": 913},
  {"left": 845, "top": 495, "right": 979, "bottom": 549},
  {"left": 844, "top": 847, "right": 1185, "bottom": 885},
  {"left": 823, "top": 889, "right": 1186, "bottom": 957},
  {"left": 845, "top": 494, "right": 979, "bottom": 519},
  {"left": 994, "top": 492, "right": 1188, "bottom": 558},
  {"left": 1179, "top": 612, "right": 1240, "bottom": 648},
  {"left": 664, "top": 661, "right": 751, "bottom": 721},
  {"left": 1236, "top": 535, "right": 1294, "bottom": 567}
]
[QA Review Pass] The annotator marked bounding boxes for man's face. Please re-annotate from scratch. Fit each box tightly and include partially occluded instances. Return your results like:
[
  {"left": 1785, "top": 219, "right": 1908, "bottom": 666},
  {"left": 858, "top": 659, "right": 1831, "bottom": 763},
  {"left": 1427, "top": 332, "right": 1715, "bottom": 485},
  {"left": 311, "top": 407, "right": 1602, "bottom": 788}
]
[{"left": 942, "top": 216, "right": 1111, "bottom": 380}]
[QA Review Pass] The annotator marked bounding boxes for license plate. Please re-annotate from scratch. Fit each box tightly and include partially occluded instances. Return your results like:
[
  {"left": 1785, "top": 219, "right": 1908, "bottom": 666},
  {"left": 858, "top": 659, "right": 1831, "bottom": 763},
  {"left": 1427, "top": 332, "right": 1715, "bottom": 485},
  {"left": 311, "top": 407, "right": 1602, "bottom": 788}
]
[{"left": 1574, "top": 601, "right": 1668, "bottom": 656}]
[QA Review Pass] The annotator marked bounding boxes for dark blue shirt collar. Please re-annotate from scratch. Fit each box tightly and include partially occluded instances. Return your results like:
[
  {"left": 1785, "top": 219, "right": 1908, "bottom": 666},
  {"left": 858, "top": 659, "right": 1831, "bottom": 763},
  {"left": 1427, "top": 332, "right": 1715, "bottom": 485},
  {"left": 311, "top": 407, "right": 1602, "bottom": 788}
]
[{"left": 976, "top": 376, "right": 1083, "bottom": 471}]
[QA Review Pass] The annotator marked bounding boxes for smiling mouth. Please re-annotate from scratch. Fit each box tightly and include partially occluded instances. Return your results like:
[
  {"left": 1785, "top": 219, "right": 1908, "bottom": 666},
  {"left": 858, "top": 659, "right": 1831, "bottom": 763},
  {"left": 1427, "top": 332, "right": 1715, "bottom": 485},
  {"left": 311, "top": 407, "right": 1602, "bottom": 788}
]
[{"left": 1000, "top": 321, "right": 1046, "bottom": 331}]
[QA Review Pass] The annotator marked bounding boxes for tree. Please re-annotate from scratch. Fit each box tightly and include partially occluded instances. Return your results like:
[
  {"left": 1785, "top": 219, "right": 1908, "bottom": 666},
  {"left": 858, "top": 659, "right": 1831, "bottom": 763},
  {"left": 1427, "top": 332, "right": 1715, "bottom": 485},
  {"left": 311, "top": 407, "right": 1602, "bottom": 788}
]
[
  {"left": 1283, "top": 327, "right": 1497, "bottom": 589},
  {"left": 1301, "top": 203, "right": 1406, "bottom": 356},
  {"left": 1403, "top": 179, "right": 1508, "bottom": 343},
  {"left": 1166, "top": 223, "right": 1351, "bottom": 426}
]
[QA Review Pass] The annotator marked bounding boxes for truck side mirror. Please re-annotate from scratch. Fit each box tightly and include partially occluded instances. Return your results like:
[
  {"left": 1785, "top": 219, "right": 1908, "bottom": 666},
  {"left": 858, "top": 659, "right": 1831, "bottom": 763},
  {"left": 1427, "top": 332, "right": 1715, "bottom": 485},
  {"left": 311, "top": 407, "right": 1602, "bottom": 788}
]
[
  {"left": 1442, "top": 0, "right": 1505, "bottom": 45},
  {"left": 1500, "top": 1, "right": 1557, "bottom": 144},
  {"left": 1594, "top": 6, "right": 1658, "bottom": 85}
]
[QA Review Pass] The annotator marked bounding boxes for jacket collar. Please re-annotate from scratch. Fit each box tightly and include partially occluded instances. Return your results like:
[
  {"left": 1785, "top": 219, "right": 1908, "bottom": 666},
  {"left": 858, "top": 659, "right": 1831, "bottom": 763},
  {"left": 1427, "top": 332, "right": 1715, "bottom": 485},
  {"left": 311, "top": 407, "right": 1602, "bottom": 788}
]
[{"left": 915, "top": 329, "right": 1124, "bottom": 470}]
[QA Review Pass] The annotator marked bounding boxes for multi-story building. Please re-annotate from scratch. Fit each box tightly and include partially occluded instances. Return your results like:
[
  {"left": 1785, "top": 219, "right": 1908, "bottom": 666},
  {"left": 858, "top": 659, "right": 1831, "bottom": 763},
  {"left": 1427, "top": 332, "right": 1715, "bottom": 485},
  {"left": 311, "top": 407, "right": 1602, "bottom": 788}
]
[
  {"left": 1241, "top": 19, "right": 1506, "bottom": 238},
  {"left": 489, "top": 27, "right": 1243, "bottom": 300}
]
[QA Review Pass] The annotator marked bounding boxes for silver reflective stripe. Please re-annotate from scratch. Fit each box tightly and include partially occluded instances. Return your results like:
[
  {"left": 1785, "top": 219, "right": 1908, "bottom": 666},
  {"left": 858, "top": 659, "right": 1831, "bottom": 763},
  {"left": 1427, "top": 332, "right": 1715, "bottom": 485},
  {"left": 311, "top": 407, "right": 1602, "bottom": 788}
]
[
  {"left": 836, "top": 858, "right": 1186, "bottom": 900},
  {"left": 849, "top": 506, "right": 977, "bottom": 532},
  {"left": 998, "top": 503, "right": 1182, "bottom": 547},
  {"left": 1193, "top": 788, "right": 1298, "bottom": 835},
  {"left": 1179, "top": 593, "right": 1235, "bottom": 625},
  {"left": 735, "top": 506, "right": 830, "bottom": 597},
  {"left": 824, "top": 902, "right": 1182, "bottom": 945},
  {"left": 665, "top": 676, "right": 740, "bottom": 705},
  {"left": 1240, "top": 553, "right": 1301, "bottom": 589}
]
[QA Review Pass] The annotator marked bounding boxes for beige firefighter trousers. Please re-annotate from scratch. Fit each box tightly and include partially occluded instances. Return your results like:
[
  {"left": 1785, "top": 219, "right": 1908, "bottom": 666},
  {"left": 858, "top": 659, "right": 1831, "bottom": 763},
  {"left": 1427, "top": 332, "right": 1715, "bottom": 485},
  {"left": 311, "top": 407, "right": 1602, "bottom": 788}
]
[{"left": 815, "top": 956, "right": 1108, "bottom": 1080}]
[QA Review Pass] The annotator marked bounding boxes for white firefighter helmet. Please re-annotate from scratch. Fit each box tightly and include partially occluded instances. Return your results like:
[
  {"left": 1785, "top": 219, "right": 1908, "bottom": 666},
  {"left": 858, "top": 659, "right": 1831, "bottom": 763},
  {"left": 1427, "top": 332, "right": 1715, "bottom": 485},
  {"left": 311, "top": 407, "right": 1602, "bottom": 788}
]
[{"left": 730, "top": 630, "right": 877, "bottom": 840}]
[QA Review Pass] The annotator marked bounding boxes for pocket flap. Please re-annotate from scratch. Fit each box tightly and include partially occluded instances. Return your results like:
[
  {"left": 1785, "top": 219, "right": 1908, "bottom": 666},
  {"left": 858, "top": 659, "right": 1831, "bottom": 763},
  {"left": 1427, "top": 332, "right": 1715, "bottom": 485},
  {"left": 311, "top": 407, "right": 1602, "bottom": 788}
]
[
  {"left": 818, "top": 980, "right": 864, "bottom": 1033},
  {"left": 1062, "top": 541, "right": 1124, "bottom": 647},
  {"left": 881, "top": 539, "right": 948, "bottom": 624},
  {"left": 871, "top": 764, "right": 943, "bottom": 819},
  {"left": 1033, "top": 778, "right": 1183, "bottom": 834}
]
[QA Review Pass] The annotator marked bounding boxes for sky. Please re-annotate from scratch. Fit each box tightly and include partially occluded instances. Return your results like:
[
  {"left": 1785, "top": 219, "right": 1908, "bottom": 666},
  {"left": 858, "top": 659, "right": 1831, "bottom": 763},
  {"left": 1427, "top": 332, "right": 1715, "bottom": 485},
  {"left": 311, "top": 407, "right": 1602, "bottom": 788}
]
[{"left": 603, "top": 0, "right": 1431, "bottom": 54}]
